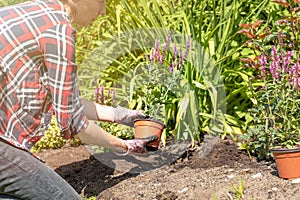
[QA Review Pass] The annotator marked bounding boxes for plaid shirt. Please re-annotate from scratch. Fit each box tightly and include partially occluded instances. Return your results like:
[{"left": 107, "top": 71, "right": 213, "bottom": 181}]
[{"left": 0, "top": 0, "right": 89, "bottom": 151}]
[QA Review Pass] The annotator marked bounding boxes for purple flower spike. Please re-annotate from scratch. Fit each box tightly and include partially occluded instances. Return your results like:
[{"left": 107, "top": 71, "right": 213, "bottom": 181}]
[
  {"left": 289, "top": 62, "right": 300, "bottom": 87},
  {"left": 271, "top": 46, "right": 278, "bottom": 60},
  {"left": 154, "top": 39, "right": 161, "bottom": 63},
  {"left": 283, "top": 51, "right": 293, "bottom": 72},
  {"left": 179, "top": 47, "right": 183, "bottom": 67},
  {"left": 260, "top": 54, "right": 267, "bottom": 78},
  {"left": 100, "top": 85, "right": 105, "bottom": 103},
  {"left": 270, "top": 61, "right": 278, "bottom": 79},
  {"left": 184, "top": 35, "right": 191, "bottom": 61},
  {"left": 270, "top": 46, "right": 282, "bottom": 80},
  {"left": 95, "top": 87, "right": 99, "bottom": 103},
  {"left": 150, "top": 48, "right": 155, "bottom": 65}
]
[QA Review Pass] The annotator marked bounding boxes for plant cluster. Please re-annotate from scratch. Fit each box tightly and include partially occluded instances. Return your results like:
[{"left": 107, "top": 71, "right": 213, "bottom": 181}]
[
  {"left": 238, "top": 0, "right": 300, "bottom": 159},
  {"left": 130, "top": 33, "right": 191, "bottom": 137},
  {"left": 93, "top": 80, "right": 134, "bottom": 139},
  {"left": 31, "top": 116, "right": 66, "bottom": 152},
  {"left": 15, "top": 0, "right": 274, "bottom": 150},
  {"left": 31, "top": 116, "right": 82, "bottom": 153},
  {"left": 94, "top": 80, "right": 116, "bottom": 106}
]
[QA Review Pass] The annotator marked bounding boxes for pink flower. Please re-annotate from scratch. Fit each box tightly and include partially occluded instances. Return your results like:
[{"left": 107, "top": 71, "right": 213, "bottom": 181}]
[{"left": 260, "top": 53, "right": 267, "bottom": 78}]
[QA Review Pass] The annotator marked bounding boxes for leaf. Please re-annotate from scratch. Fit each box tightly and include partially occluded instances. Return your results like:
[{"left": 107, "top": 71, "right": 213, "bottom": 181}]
[
  {"left": 239, "top": 23, "right": 251, "bottom": 29},
  {"left": 253, "top": 20, "right": 264, "bottom": 28},
  {"left": 192, "top": 80, "right": 207, "bottom": 90},
  {"left": 273, "top": 0, "right": 289, "bottom": 7}
]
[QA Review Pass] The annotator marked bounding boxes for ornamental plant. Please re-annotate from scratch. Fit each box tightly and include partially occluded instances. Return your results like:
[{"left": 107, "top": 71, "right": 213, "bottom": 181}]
[
  {"left": 238, "top": 0, "right": 300, "bottom": 160},
  {"left": 129, "top": 32, "right": 191, "bottom": 138}
]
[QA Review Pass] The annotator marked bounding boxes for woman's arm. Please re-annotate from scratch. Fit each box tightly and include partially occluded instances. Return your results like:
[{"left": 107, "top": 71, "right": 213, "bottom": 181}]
[
  {"left": 80, "top": 98, "right": 114, "bottom": 122},
  {"left": 79, "top": 98, "right": 156, "bottom": 154},
  {"left": 77, "top": 120, "right": 158, "bottom": 154},
  {"left": 77, "top": 120, "right": 127, "bottom": 152},
  {"left": 80, "top": 98, "right": 146, "bottom": 127}
]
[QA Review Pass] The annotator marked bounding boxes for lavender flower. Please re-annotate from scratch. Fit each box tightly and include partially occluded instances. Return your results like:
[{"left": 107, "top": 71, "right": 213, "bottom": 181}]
[
  {"left": 270, "top": 46, "right": 281, "bottom": 79},
  {"left": 260, "top": 53, "right": 267, "bottom": 78},
  {"left": 290, "top": 62, "right": 300, "bottom": 88},
  {"left": 148, "top": 34, "right": 191, "bottom": 73},
  {"left": 283, "top": 51, "right": 293, "bottom": 73},
  {"left": 112, "top": 85, "right": 116, "bottom": 106},
  {"left": 178, "top": 47, "right": 183, "bottom": 67},
  {"left": 184, "top": 35, "right": 191, "bottom": 61},
  {"left": 100, "top": 85, "right": 105, "bottom": 103},
  {"left": 150, "top": 48, "right": 155, "bottom": 65},
  {"left": 154, "top": 39, "right": 161, "bottom": 63}
]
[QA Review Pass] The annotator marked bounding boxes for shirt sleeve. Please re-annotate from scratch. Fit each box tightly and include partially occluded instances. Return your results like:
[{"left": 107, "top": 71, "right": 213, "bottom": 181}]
[{"left": 38, "top": 23, "right": 89, "bottom": 139}]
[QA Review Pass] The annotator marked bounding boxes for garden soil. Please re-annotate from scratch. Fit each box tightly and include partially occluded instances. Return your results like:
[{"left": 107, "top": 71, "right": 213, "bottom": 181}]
[{"left": 37, "top": 137, "right": 300, "bottom": 200}]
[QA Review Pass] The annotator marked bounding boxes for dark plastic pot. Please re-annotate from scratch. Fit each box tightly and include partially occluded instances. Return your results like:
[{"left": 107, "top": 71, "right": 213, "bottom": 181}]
[
  {"left": 133, "top": 118, "right": 165, "bottom": 150},
  {"left": 272, "top": 147, "right": 300, "bottom": 179}
]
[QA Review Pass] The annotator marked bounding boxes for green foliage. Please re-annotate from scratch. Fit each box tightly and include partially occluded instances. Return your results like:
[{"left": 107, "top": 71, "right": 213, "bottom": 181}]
[
  {"left": 77, "top": 0, "right": 278, "bottom": 142},
  {"left": 227, "top": 179, "right": 245, "bottom": 200},
  {"left": 3, "top": 0, "right": 281, "bottom": 148},
  {"left": 31, "top": 116, "right": 82, "bottom": 153},
  {"left": 31, "top": 116, "right": 66, "bottom": 152},
  {"left": 238, "top": 0, "right": 300, "bottom": 160},
  {"left": 84, "top": 196, "right": 96, "bottom": 200}
]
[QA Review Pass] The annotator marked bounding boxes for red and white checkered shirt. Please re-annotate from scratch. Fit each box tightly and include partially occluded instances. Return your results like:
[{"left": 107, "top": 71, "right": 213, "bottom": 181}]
[{"left": 0, "top": 0, "right": 89, "bottom": 151}]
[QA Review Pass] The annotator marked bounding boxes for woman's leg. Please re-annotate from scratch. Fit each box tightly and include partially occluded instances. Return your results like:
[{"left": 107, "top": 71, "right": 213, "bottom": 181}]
[{"left": 0, "top": 141, "right": 82, "bottom": 200}]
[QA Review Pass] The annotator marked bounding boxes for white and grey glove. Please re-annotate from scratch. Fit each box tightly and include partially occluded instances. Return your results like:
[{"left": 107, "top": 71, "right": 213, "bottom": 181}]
[
  {"left": 113, "top": 106, "right": 147, "bottom": 127},
  {"left": 124, "top": 135, "right": 158, "bottom": 154}
]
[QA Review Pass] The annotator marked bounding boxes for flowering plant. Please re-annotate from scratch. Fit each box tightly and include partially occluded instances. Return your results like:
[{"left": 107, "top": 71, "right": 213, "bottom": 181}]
[
  {"left": 128, "top": 32, "right": 191, "bottom": 137},
  {"left": 238, "top": 0, "right": 300, "bottom": 159}
]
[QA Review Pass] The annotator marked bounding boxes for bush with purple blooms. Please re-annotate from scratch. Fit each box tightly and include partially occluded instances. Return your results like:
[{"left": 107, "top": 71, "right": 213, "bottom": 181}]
[
  {"left": 127, "top": 32, "right": 192, "bottom": 139},
  {"left": 238, "top": 0, "right": 300, "bottom": 160}
]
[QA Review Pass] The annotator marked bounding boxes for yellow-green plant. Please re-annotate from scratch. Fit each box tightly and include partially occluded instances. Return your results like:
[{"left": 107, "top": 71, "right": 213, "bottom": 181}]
[
  {"left": 227, "top": 179, "right": 245, "bottom": 200},
  {"left": 31, "top": 116, "right": 66, "bottom": 152}
]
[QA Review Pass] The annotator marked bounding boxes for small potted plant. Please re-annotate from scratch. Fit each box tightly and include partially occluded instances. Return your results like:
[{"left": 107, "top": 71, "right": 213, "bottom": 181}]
[
  {"left": 238, "top": 0, "right": 300, "bottom": 179},
  {"left": 132, "top": 83, "right": 167, "bottom": 150},
  {"left": 131, "top": 34, "right": 190, "bottom": 149},
  {"left": 133, "top": 117, "right": 165, "bottom": 150}
]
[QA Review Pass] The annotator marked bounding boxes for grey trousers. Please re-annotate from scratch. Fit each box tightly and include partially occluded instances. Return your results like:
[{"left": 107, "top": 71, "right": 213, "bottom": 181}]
[{"left": 0, "top": 140, "right": 82, "bottom": 200}]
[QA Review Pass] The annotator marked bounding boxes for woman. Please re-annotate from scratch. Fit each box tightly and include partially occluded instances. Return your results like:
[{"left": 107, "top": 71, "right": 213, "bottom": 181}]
[{"left": 0, "top": 0, "right": 156, "bottom": 199}]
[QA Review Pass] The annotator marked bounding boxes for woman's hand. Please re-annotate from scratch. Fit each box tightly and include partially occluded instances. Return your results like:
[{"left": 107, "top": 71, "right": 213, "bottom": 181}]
[
  {"left": 123, "top": 135, "right": 158, "bottom": 154},
  {"left": 113, "top": 106, "right": 147, "bottom": 127}
]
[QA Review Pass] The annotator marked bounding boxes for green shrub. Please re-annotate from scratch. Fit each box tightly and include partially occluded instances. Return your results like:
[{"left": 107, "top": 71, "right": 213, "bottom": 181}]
[
  {"left": 238, "top": 0, "right": 300, "bottom": 160},
  {"left": 78, "top": 0, "right": 275, "bottom": 142}
]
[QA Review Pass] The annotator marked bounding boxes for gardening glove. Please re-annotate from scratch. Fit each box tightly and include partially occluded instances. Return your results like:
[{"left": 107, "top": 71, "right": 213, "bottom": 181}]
[
  {"left": 124, "top": 135, "right": 158, "bottom": 154},
  {"left": 113, "top": 106, "right": 147, "bottom": 127}
]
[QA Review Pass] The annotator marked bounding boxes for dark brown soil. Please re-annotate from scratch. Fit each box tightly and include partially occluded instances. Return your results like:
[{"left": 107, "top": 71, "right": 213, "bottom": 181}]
[{"left": 37, "top": 137, "right": 300, "bottom": 200}]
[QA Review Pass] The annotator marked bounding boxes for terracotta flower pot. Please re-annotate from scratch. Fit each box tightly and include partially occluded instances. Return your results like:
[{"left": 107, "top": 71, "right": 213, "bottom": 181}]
[
  {"left": 272, "top": 148, "right": 300, "bottom": 179},
  {"left": 133, "top": 118, "right": 165, "bottom": 150}
]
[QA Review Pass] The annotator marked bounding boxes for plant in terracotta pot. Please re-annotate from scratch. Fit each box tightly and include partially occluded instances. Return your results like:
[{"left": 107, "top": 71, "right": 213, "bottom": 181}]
[
  {"left": 132, "top": 75, "right": 170, "bottom": 150},
  {"left": 130, "top": 33, "right": 191, "bottom": 148},
  {"left": 133, "top": 117, "right": 165, "bottom": 150},
  {"left": 238, "top": 0, "right": 300, "bottom": 179}
]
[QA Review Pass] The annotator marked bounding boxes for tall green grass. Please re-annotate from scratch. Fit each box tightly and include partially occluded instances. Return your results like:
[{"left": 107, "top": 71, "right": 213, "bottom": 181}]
[
  {"left": 1, "top": 0, "right": 282, "bottom": 147},
  {"left": 77, "top": 0, "right": 276, "bottom": 141}
]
